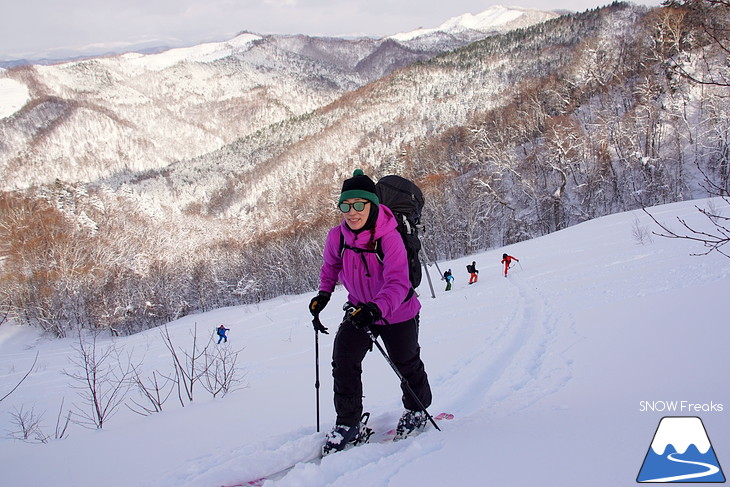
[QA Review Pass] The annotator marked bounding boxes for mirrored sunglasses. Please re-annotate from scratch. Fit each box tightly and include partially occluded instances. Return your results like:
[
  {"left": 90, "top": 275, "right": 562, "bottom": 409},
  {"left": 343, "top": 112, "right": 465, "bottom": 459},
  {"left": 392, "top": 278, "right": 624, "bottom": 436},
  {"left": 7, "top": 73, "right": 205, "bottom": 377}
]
[{"left": 338, "top": 201, "right": 368, "bottom": 213}]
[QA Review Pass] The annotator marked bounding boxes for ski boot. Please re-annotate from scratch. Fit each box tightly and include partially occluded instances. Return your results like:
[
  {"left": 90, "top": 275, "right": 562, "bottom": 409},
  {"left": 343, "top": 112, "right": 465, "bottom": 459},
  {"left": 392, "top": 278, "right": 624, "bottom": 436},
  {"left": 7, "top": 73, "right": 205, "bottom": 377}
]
[
  {"left": 394, "top": 409, "right": 428, "bottom": 440},
  {"left": 322, "top": 412, "right": 374, "bottom": 456}
]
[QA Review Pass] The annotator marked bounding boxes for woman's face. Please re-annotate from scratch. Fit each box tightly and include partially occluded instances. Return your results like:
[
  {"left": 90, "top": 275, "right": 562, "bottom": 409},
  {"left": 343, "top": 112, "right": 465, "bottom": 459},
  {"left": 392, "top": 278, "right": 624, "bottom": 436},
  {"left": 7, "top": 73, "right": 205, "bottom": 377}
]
[{"left": 340, "top": 198, "right": 371, "bottom": 231}]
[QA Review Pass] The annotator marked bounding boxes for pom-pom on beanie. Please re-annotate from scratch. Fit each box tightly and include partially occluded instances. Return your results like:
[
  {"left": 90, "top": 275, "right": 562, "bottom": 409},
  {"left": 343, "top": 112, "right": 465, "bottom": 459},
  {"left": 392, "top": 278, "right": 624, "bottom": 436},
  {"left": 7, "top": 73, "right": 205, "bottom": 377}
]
[{"left": 339, "top": 169, "right": 379, "bottom": 206}]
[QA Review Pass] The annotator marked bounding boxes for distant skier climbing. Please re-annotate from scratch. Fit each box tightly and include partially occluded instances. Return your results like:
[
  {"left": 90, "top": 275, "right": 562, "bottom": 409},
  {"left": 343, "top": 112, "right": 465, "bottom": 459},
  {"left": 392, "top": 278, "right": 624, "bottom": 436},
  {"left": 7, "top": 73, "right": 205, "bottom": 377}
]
[
  {"left": 216, "top": 324, "right": 230, "bottom": 343},
  {"left": 466, "top": 261, "right": 479, "bottom": 284},
  {"left": 443, "top": 269, "right": 454, "bottom": 291},
  {"left": 501, "top": 254, "right": 519, "bottom": 277}
]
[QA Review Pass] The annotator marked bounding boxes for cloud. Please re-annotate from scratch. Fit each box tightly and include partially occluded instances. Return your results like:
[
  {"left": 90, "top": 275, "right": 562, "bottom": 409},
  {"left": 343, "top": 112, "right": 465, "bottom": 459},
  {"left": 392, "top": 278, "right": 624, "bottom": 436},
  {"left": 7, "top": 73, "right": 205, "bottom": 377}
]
[{"left": 264, "top": 0, "right": 299, "bottom": 6}]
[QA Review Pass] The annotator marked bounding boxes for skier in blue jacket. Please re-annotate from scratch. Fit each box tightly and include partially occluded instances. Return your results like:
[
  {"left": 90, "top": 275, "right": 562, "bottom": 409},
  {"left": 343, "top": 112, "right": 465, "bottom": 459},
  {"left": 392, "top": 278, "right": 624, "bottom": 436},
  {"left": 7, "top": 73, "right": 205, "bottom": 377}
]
[
  {"left": 216, "top": 324, "right": 229, "bottom": 344},
  {"left": 443, "top": 269, "right": 454, "bottom": 291}
]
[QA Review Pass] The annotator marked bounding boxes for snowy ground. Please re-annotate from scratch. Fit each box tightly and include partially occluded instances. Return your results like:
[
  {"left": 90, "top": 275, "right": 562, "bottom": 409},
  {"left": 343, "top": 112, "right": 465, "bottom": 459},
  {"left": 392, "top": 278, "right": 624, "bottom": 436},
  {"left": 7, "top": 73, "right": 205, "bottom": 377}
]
[
  {"left": 1, "top": 197, "right": 728, "bottom": 487},
  {"left": 0, "top": 77, "right": 30, "bottom": 118}
]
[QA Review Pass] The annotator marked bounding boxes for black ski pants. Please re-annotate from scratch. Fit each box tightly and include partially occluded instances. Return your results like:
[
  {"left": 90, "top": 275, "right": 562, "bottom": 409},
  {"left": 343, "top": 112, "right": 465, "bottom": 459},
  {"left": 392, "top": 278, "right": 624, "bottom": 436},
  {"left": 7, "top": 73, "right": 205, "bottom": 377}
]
[{"left": 331, "top": 314, "right": 432, "bottom": 427}]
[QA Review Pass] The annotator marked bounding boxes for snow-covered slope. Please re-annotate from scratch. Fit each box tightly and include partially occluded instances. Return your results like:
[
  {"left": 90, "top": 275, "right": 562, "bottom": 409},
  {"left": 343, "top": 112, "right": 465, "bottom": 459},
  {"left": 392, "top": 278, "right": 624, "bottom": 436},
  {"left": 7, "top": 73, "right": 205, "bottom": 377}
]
[
  {"left": 0, "top": 77, "right": 29, "bottom": 118},
  {"left": 392, "top": 5, "right": 559, "bottom": 48},
  {"left": 117, "top": 33, "right": 262, "bottom": 72},
  {"left": 1, "top": 197, "right": 728, "bottom": 487}
]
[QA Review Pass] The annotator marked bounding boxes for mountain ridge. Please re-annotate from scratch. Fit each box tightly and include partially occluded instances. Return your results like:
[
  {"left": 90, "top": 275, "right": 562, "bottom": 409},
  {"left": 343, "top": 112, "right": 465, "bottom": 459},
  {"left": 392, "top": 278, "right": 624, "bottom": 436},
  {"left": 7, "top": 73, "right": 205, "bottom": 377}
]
[
  {"left": 0, "top": 5, "right": 558, "bottom": 190},
  {"left": 0, "top": 5, "right": 557, "bottom": 68}
]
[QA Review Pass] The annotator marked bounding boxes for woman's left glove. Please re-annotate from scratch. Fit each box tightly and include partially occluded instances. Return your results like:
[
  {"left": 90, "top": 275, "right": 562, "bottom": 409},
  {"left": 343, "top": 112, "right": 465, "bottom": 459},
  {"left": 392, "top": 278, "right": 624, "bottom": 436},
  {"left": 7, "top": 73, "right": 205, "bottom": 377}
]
[
  {"left": 309, "top": 291, "right": 331, "bottom": 316},
  {"left": 348, "top": 302, "right": 382, "bottom": 329}
]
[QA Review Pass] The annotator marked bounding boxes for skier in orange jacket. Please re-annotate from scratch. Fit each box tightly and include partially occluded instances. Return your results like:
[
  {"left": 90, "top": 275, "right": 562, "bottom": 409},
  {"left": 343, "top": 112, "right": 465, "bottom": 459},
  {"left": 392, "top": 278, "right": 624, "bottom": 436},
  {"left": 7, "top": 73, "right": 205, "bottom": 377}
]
[{"left": 501, "top": 253, "right": 519, "bottom": 277}]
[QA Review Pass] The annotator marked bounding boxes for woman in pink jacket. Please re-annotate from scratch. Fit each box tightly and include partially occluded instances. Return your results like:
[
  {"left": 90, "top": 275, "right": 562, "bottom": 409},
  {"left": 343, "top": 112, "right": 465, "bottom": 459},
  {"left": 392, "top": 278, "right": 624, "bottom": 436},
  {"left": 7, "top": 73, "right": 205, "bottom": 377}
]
[{"left": 309, "top": 169, "right": 432, "bottom": 454}]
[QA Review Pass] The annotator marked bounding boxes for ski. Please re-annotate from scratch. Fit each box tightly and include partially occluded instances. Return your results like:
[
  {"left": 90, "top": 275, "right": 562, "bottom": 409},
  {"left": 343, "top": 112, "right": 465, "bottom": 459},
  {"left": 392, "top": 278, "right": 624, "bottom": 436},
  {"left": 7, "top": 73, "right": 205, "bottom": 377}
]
[
  {"left": 221, "top": 412, "right": 453, "bottom": 487},
  {"left": 221, "top": 452, "right": 321, "bottom": 487}
]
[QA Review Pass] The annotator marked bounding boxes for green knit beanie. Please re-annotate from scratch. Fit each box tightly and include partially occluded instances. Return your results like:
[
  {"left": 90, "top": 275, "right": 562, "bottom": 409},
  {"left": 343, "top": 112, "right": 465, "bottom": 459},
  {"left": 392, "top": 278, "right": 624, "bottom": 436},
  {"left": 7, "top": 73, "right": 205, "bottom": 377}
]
[{"left": 339, "top": 169, "right": 380, "bottom": 205}]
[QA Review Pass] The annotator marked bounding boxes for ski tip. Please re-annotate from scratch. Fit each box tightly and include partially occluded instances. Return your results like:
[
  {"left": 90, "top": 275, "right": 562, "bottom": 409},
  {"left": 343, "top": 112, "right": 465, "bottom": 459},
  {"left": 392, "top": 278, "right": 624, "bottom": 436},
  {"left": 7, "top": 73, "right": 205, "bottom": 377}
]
[{"left": 221, "top": 481, "right": 264, "bottom": 487}]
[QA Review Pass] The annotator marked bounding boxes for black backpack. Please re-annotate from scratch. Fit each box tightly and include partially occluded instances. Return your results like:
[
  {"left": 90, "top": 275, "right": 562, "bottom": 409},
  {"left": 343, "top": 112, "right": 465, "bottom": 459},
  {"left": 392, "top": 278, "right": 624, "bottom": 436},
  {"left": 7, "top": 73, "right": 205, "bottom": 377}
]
[
  {"left": 339, "top": 175, "right": 425, "bottom": 297},
  {"left": 376, "top": 175, "right": 424, "bottom": 290}
]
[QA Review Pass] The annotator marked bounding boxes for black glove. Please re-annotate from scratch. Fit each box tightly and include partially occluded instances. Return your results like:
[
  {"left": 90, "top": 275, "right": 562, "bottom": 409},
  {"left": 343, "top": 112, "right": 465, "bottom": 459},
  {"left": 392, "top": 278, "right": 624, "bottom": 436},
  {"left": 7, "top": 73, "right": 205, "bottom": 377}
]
[
  {"left": 309, "top": 291, "right": 331, "bottom": 316},
  {"left": 312, "top": 315, "right": 329, "bottom": 334},
  {"left": 348, "top": 302, "right": 382, "bottom": 329}
]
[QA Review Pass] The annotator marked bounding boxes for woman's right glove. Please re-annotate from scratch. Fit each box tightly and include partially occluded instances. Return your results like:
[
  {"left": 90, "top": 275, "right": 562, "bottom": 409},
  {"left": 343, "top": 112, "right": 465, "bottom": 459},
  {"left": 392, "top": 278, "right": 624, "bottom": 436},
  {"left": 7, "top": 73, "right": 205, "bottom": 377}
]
[
  {"left": 309, "top": 291, "right": 331, "bottom": 316},
  {"left": 347, "top": 302, "right": 382, "bottom": 329}
]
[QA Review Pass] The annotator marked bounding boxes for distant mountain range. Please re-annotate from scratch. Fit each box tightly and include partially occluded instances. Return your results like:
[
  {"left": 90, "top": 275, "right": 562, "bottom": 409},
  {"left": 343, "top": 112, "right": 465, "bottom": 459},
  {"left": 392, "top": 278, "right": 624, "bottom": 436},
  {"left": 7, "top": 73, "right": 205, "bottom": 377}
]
[
  {"left": 0, "top": 6, "right": 559, "bottom": 68},
  {"left": 0, "top": 6, "right": 558, "bottom": 190}
]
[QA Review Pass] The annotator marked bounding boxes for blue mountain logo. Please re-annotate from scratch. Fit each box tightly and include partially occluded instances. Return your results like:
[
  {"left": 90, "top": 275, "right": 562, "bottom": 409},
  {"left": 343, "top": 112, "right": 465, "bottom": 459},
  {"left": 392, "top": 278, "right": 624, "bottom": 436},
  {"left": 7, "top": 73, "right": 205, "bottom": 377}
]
[{"left": 637, "top": 416, "right": 725, "bottom": 483}]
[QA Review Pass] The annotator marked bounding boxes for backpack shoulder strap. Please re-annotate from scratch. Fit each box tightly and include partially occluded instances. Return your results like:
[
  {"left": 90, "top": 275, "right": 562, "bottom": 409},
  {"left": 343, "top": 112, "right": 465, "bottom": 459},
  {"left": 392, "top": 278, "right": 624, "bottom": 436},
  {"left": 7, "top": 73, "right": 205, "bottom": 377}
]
[
  {"left": 339, "top": 231, "right": 413, "bottom": 301},
  {"left": 339, "top": 231, "right": 381, "bottom": 258}
]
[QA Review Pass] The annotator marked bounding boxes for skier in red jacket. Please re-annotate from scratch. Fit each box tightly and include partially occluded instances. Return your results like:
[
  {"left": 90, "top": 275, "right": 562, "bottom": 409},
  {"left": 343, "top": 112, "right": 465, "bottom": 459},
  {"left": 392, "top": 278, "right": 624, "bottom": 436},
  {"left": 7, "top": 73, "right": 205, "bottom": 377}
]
[{"left": 501, "top": 253, "right": 519, "bottom": 277}]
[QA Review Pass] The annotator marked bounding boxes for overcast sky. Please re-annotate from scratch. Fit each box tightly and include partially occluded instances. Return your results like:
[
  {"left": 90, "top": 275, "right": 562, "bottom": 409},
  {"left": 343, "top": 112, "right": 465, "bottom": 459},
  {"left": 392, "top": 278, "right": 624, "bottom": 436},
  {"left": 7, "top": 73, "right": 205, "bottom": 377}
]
[{"left": 1, "top": 0, "right": 665, "bottom": 61}]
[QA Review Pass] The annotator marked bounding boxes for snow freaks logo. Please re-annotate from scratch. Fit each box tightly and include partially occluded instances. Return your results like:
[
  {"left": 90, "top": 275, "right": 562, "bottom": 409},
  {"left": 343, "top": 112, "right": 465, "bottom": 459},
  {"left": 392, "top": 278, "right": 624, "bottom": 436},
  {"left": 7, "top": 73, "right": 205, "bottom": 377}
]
[{"left": 637, "top": 417, "right": 726, "bottom": 483}]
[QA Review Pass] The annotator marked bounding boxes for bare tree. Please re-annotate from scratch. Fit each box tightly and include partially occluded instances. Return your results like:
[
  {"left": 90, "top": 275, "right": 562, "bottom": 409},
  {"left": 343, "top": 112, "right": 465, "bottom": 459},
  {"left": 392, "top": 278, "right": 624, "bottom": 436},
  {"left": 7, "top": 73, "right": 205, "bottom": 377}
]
[
  {"left": 64, "top": 331, "right": 134, "bottom": 429},
  {"left": 0, "top": 290, "right": 10, "bottom": 326},
  {"left": 200, "top": 343, "right": 246, "bottom": 398},
  {"left": 53, "top": 398, "right": 72, "bottom": 441},
  {"left": 7, "top": 405, "right": 45, "bottom": 442},
  {"left": 661, "top": 0, "right": 730, "bottom": 87},
  {"left": 632, "top": 215, "right": 655, "bottom": 246},
  {"left": 643, "top": 197, "right": 730, "bottom": 257},
  {"left": 160, "top": 323, "right": 212, "bottom": 406},
  {"left": 1, "top": 352, "right": 38, "bottom": 403},
  {"left": 127, "top": 369, "right": 173, "bottom": 416},
  {"left": 7, "top": 399, "right": 72, "bottom": 443}
]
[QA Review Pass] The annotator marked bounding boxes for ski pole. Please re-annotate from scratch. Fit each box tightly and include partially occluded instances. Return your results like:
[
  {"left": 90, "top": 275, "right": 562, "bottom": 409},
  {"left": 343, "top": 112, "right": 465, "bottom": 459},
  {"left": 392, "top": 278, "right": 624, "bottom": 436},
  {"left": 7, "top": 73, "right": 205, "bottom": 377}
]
[
  {"left": 363, "top": 327, "right": 441, "bottom": 432},
  {"left": 312, "top": 315, "right": 328, "bottom": 433},
  {"left": 315, "top": 327, "right": 321, "bottom": 433}
]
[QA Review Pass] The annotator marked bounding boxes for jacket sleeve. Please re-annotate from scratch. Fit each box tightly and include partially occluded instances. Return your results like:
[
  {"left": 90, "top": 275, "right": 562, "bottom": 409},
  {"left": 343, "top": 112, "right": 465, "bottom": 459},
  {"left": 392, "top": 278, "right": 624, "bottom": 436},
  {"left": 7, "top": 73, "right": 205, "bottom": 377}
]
[
  {"left": 371, "top": 230, "right": 411, "bottom": 320},
  {"left": 319, "top": 226, "right": 343, "bottom": 293}
]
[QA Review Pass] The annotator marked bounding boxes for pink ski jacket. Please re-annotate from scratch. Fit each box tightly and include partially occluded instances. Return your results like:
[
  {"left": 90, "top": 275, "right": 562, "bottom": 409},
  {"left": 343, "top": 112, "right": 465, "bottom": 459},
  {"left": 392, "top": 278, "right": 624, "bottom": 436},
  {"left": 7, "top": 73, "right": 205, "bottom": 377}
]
[{"left": 319, "top": 205, "right": 421, "bottom": 325}]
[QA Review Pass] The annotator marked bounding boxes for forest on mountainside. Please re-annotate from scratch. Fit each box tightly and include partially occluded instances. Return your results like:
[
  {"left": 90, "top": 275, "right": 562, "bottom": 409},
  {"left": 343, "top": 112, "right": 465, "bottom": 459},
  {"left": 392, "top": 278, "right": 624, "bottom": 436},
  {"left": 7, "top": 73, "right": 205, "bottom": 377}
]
[{"left": 1, "top": 1, "right": 727, "bottom": 337}]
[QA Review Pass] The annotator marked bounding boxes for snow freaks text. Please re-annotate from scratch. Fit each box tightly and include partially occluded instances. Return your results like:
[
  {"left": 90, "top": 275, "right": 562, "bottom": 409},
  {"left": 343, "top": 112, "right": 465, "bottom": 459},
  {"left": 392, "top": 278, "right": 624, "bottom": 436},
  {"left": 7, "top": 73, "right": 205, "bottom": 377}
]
[{"left": 639, "top": 401, "right": 724, "bottom": 413}]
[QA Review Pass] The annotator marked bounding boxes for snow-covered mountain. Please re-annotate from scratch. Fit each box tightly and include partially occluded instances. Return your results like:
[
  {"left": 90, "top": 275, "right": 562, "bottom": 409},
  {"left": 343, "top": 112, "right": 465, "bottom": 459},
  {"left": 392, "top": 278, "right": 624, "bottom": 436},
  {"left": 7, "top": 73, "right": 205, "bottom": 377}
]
[
  {"left": 1, "top": 197, "right": 728, "bottom": 487},
  {"left": 0, "top": 32, "right": 369, "bottom": 189},
  {"left": 392, "top": 5, "right": 559, "bottom": 49},
  {"left": 0, "top": 5, "right": 557, "bottom": 190}
]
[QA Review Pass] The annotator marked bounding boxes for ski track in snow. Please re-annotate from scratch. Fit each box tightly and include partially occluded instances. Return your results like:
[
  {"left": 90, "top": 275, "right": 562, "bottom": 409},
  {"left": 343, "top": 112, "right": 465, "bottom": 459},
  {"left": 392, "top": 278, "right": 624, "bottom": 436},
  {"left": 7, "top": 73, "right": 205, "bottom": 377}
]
[
  {"left": 500, "top": 271, "right": 573, "bottom": 409},
  {"left": 436, "top": 260, "right": 575, "bottom": 421}
]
